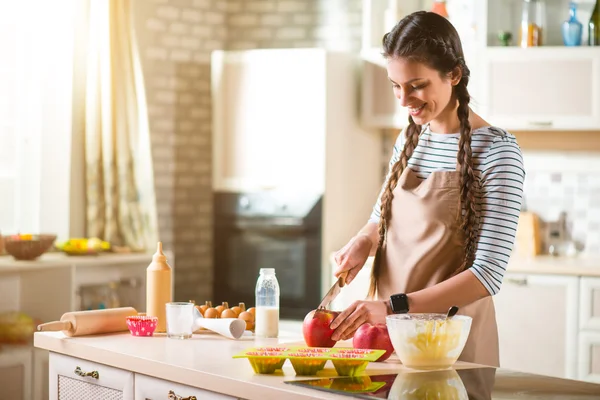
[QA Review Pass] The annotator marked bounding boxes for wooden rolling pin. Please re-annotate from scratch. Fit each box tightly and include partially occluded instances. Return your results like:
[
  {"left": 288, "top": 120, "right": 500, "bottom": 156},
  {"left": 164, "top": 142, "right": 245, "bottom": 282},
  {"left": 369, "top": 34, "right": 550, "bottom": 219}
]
[{"left": 37, "top": 307, "right": 138, "bottom": 337}]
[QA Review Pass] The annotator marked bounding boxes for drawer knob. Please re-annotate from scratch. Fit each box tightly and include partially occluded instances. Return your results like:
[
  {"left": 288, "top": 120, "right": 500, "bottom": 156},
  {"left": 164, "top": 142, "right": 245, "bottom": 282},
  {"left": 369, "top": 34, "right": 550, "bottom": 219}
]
[
  {"left": 168, "top": 390, "right": 197, "bottom": 400},
  {"left": 74, "top": 366, "right": 99, "bottom": 379}
]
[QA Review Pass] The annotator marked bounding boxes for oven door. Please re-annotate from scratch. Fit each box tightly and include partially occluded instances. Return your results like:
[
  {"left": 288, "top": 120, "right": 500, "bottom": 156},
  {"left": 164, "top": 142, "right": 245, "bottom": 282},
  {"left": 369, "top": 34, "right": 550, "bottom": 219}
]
[{"left": 214, "top": 218, "right": 321, "bottom": 320}]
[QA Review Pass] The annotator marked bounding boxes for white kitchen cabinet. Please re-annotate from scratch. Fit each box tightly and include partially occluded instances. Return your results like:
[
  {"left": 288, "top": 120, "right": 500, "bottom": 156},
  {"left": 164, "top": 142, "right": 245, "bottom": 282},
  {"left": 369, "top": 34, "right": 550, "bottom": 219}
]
[
  {"left": 0, "top": 252, "right": 154, "bottom": 400},
  {"left": 49, "top": 352, "right": 133, "bottom": 400},
  {"left": 360, "top": 0, "right": 600, "bottom": 130},
  {"left": 134, "top": 373, "right": 236, "bottom": 400},
  {"left": 480, "top": 47, "right": 600, "bottom": 131},
  {"left": 494, "top": 273, "right": 579, "bottom": 379},
  {"left": 578, "top": 331, "right": 600, "bottom": 383},
  {"left": 0, "top": 345, "right": 32, "bottom": 400},
  {"left": 578, "top": 277, "right": 600, "bottom": 383},
  {"left": 360, "top": 59, "right": 409, "bottom": 129},
  {"left": 580, "top": 277, "right": 600, "bottom": 331},
  {"left": 34, "top": 347, "right": 50, "bottom": 400}
]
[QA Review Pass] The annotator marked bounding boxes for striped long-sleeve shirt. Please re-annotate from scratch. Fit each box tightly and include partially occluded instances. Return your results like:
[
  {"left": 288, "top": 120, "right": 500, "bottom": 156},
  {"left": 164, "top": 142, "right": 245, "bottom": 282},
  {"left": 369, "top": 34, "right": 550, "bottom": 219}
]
[{"left": 369, "top": 125, "right": 525, "bottom": 295}]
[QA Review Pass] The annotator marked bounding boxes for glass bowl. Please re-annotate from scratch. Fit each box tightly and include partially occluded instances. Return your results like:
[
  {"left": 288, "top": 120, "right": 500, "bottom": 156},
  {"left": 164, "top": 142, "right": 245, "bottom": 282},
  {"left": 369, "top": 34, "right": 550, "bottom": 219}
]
[{"left": 386, "top": 313, "right": 472, "bottom": 370}]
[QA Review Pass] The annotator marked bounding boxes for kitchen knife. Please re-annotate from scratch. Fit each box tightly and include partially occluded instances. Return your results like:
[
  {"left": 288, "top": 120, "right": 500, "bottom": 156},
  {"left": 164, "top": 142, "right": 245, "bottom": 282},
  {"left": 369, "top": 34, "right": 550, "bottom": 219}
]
[{"left": 315, "top": 271, "right": 348, "bottom": 312}]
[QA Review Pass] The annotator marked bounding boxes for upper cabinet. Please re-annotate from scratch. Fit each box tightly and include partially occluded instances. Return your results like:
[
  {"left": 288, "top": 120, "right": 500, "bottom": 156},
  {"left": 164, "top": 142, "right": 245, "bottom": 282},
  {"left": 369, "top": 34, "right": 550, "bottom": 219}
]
[
  {"left": 361, "top": 0, "right": 600, "bottom": 131},
  {"left": 481, "top": 47, "right": 600, "bottom": 130}
]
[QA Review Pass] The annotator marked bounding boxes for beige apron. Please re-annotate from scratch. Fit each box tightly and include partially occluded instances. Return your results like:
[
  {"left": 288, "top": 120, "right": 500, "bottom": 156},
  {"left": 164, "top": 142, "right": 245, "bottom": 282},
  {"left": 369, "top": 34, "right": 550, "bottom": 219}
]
[{"left": 376, "top": 164, "right": 500, "bottom": 367}]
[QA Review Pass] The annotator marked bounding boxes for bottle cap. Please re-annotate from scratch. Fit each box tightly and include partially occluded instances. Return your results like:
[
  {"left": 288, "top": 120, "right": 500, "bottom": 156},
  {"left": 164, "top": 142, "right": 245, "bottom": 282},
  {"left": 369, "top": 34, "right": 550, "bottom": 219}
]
[
  {"left": 260, "top": 268, "right": 275, "bottom": 274},
  {"left": 152, "top": 242, "right": 168, "bottom": 263}
]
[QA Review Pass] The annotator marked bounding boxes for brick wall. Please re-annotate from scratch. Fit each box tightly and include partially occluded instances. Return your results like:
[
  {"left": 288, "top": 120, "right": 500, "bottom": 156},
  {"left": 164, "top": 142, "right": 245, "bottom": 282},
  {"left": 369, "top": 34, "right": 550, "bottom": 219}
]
[
  {"left": 133, "top": 0, "right": 226, "bottom": 303},
  {"left": 133, "top": 0, "right": 363, "bottom": 302},
  {"left": 225, "top": 0, "right": 362, "bottom": 51}
]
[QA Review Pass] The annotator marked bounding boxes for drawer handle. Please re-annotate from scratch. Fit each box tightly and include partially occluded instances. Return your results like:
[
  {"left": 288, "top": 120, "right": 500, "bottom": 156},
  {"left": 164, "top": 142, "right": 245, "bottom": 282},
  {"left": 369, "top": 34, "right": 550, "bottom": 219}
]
[
  {"left": 527, "top": 121, "right": 553, "bottom": 127},
  {"left": 506, "top": 277, "right": 528, "bottom": 286},
  {"left": 168, "top": 391, "right": 197, "bottom": 400},
  {"left": 74, "top": 366, "right": 99, "bottom": 379}
]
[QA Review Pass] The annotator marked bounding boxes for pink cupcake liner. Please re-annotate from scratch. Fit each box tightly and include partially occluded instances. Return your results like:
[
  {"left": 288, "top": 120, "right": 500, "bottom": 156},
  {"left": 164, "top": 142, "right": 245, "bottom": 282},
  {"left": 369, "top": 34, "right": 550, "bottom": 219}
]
[{"left": 126, "top": 315, "right": 158, "bottom": 337}]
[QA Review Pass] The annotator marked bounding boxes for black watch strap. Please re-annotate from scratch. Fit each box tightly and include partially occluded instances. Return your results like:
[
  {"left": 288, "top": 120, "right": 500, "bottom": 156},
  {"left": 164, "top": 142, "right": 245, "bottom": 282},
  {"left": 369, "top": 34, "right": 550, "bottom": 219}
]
[{"left": 390, "top": 293, "right": 409, "bottom": 314}]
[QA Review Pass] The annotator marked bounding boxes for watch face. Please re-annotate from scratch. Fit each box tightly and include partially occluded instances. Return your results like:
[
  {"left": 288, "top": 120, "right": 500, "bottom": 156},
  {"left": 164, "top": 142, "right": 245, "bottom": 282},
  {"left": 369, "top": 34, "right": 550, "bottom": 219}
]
[{"left": 391, "top": 294, "right": 409, "bottom": 314}]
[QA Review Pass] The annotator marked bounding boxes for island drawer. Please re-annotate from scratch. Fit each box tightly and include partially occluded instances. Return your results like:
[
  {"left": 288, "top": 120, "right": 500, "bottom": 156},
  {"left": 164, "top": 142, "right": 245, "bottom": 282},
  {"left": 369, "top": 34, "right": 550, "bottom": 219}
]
[
  {"left": 134, "top": 373, "right": 236, "bottom": 400},
  {"left": 49, "top": 352, "right": 134, "bottom": 400}
]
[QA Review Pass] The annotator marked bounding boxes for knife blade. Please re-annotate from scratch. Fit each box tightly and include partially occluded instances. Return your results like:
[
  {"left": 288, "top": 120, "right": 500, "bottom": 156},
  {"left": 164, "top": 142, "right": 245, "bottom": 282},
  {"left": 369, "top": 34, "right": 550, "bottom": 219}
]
[{"left": 316, "top": 271, "right": 348, "bottom": 312}]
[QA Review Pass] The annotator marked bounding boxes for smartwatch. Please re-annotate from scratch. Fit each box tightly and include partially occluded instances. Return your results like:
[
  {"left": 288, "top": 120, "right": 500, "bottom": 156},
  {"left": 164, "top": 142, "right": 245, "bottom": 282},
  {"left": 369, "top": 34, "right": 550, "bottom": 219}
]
[{"left": 390, "top": 293, "right": 410, "bottom": 314}]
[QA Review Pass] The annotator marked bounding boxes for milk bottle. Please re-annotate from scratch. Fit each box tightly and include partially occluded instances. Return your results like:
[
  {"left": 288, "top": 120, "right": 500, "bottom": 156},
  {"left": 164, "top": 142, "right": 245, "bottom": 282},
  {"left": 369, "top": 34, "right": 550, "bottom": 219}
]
[{"left": 254, "top": 268, "right": 280, "bottom": 338}]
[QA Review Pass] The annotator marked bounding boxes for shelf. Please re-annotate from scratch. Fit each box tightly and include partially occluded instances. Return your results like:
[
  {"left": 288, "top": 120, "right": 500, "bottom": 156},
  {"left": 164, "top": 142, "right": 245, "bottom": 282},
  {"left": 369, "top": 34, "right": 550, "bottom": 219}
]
[{"left": 486, "top": 0, "right": 597, "bottom": 47}]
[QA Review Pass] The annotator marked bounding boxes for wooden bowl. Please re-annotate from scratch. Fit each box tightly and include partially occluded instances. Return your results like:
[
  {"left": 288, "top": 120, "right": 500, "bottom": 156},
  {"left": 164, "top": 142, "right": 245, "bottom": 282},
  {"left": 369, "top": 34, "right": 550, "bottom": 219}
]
[{"left": 4, "top": 234, "right": 57, "bottom": 260}]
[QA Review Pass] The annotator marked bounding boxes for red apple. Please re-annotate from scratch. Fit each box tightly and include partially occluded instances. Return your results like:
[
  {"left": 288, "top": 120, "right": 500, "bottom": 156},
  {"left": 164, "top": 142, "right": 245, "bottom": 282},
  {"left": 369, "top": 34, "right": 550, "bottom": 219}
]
[
  {"left": 303, "top": 309, "right": 340, "bottom": 348},
  {"left": 352, "top": 323, "right": 395, "bottom": 361}
]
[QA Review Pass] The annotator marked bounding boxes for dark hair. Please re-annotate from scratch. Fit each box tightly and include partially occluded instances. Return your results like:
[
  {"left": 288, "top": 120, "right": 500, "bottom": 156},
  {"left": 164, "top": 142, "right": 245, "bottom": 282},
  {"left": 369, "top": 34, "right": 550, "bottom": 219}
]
[{"left": 368, "top": 11, "right": 478, "bottom": 298}]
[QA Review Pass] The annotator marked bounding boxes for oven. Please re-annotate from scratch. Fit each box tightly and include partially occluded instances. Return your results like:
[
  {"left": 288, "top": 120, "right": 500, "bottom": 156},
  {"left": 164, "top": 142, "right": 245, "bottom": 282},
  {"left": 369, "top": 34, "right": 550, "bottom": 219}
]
[{"left": 213, "top": 191, "right": 322, "bottom": 320}]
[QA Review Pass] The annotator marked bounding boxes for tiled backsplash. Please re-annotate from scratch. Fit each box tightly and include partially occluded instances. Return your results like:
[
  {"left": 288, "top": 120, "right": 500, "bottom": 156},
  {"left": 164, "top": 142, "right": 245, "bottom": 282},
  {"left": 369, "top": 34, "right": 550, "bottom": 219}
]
[{"left": 522, "top": 151, "right": 600, "bottom": 256}]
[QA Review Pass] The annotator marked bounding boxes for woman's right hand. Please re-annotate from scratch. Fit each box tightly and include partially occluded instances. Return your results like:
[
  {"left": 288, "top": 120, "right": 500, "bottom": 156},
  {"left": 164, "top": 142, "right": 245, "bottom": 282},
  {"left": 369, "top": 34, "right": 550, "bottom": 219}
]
[{"left": 333, "top": 234, "right": 373, "bottom": 285}]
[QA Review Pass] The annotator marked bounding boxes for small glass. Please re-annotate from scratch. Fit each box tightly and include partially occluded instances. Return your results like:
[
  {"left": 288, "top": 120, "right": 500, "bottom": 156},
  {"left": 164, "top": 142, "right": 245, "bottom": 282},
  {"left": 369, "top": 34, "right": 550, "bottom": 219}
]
[{"left": 166, "top": 302, "right": 195, "bottom": 339}]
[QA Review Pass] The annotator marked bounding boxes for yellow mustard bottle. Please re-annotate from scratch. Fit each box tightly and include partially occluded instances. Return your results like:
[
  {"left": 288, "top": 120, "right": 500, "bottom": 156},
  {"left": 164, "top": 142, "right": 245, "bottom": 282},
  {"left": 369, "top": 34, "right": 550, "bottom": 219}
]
[{"left": 146, "top": 242, "right": 172, "bottom": 333}]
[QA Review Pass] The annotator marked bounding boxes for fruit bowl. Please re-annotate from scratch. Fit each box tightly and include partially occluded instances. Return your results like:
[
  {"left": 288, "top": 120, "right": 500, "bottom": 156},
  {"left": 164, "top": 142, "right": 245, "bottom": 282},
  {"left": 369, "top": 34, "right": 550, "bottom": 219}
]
[
  {"left": 56, "top": 238, "right": 111, "bottom": 256},
  {"left": 386, "top": 313, "right": 472, "bottom": 370},
  {"left": 0, "top": 311, "right": 37, "bottom": 344},
  {"left": 4, "top": 234, "right": 57, "bottom": 260}
]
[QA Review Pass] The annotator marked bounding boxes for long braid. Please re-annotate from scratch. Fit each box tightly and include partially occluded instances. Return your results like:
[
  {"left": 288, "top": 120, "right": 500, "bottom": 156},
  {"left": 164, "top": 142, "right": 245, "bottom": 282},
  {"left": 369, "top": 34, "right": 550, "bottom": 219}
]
[
  {"left": 368, "top": 117, "right": 421, "bottom": 298},
  {"left": 454, "top": 64, "right": 479, "bottom": 273}
]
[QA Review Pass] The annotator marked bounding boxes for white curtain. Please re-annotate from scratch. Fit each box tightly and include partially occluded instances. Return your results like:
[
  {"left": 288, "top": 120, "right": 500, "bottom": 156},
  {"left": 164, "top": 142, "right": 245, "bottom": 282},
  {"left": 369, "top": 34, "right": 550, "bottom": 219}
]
[{"left": 84, "top": 0, "right": 158, "bottom": 251}]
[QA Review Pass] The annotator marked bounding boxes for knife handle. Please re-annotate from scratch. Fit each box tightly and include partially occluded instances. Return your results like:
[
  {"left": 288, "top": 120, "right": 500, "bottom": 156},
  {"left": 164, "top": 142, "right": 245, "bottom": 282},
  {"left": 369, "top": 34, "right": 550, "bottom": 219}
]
[{"left": 338, "top": 271, "right": 349, "bottom": 287}]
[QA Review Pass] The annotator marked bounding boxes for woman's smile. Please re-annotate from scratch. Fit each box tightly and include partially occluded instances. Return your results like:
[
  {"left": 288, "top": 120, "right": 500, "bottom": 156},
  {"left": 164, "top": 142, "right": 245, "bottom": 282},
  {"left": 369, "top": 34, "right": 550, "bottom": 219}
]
[{"left": 408, "top": 103, "right": 426, "bottom": 117}]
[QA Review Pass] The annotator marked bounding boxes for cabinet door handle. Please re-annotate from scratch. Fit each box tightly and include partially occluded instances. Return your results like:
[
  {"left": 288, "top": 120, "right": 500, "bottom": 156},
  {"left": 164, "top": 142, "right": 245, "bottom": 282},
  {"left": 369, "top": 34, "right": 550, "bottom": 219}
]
[
  {"left": 74, "top": 366, "right": 99, "bottom": 379},
  {"left": 168, "top": 390, "right": 197, "bottom": 400},
  {"left": 506, "top": 277, "right": 528, "bottom": 286},
  {"left": 527, "top": 121, "right": 553, "bottom": 127}
]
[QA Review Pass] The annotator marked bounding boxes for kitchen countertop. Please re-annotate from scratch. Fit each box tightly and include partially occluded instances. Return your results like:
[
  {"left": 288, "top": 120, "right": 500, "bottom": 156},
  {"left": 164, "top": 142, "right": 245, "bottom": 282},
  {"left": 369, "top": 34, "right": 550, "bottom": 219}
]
[
  {"left": 0, "top": 252, "right": 156, "bottom": 272},
  {"left": 507, "top": 254, "right": 600, "bottom": 277},
  {"left": 34, "top": 326, "right": 600, "bottom": 399}
]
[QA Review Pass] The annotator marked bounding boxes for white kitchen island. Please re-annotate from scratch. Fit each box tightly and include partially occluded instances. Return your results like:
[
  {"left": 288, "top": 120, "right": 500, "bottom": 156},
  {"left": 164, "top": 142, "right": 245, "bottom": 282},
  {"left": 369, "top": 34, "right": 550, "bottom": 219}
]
[
  {"left": 34, "top": 329, "right": 392, "bottom": 400},
  {"left": 34, "top": 327, "right": 600, "bottom": 400}
]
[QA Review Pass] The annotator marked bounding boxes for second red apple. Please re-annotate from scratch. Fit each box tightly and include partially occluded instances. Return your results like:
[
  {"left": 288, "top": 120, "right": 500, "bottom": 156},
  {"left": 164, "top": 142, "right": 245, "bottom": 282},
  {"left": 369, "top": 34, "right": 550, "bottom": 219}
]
[{"left": 352, "top": 323, "right": 395, "bottom": 361}]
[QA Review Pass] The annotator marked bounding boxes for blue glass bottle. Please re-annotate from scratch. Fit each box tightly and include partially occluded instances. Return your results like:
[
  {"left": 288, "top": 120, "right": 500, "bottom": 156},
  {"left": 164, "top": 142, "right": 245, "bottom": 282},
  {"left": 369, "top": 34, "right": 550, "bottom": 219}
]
[{"left": 562, "top": 2, "right": 583, "bottom": 46}]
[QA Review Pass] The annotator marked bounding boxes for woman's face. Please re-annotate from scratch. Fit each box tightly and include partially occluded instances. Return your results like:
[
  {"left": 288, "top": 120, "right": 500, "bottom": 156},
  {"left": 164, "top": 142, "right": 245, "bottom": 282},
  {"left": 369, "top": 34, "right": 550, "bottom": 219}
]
[{"left": 386, "top": 58, "right": 459, "bottom": 127}]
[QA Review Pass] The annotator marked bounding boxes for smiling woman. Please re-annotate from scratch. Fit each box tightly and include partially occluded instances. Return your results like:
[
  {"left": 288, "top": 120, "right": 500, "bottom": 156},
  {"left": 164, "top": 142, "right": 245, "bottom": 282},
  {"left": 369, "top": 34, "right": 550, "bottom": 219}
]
[{"left": 330, "top": 11, "right": 525, "bottom": 369}]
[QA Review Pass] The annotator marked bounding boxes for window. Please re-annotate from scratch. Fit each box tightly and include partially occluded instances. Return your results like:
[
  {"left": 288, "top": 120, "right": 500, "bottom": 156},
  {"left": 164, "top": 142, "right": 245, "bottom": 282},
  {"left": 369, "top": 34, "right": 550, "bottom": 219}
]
[{"left": 0, "top": 1, "right": 78, "bottom": 239}]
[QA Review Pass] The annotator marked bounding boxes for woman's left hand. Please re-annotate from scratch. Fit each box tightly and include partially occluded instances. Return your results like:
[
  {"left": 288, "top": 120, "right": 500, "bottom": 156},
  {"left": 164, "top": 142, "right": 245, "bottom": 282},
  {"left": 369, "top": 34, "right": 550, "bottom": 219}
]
[{"left": 330, "top": 300, "right": 390, "bottom": 341}]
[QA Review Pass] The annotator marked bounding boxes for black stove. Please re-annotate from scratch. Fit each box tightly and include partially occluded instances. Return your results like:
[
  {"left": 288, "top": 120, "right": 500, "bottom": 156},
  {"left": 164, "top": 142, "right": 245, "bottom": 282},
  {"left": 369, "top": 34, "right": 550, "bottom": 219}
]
[{"left": 213, "top": 190, "right": 322, "bottom": 319}]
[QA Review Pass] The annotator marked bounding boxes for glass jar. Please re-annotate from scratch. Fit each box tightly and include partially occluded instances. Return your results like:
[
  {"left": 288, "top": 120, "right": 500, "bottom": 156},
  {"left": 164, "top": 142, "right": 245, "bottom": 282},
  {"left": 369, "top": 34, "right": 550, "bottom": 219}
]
[
  {"left": 254, "top": 268, "right": 280, "bottom": 338},
  {"left": 519, "top": 0, "right": 546, "bottom": 47}
]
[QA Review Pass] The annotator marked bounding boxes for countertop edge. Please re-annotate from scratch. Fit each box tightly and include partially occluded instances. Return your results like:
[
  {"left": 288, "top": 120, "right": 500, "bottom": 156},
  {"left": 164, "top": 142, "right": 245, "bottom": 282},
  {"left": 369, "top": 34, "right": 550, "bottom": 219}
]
[{"left": 33, "top": 332, "right": 347, "bottom": 400}]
